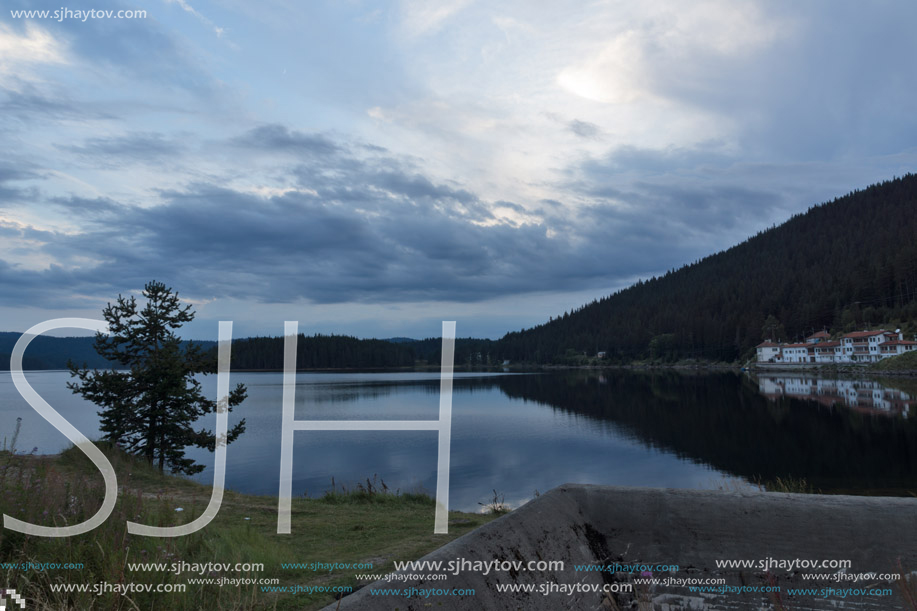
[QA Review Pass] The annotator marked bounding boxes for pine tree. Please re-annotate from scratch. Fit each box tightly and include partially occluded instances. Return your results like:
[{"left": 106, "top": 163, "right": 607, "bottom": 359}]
[{"left": 68, "top": 281, "right": 246, "bottom": 475}]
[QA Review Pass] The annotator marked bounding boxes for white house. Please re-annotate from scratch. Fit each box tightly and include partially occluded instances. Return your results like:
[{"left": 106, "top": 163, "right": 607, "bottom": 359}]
[
  {"left": 780, "top": 343, "right": 812, "bottom": 363},
  {"left": 879, "top": 339, "right": 917, "bottom": 358},
  {"left": 841, "top": 330, "right": 902, "bottom": 363},
  {"left": 756, "top": 328, "right": 917, "bottom": 364},
  {"left": 813, "top": 341, "right": 841, "bottom": 363},
  {"left": 755, "top": 341, "right": 782, "bottom": 362}
]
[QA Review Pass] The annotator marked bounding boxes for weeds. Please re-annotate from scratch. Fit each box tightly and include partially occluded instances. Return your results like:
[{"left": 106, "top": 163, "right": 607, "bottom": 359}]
[
  {"left": 317, "top": 474, "right": 434, "bottom": 506},
  {"left": 478, "top": 489, "right": 510, "bottom": 515},
  {"left": 0, "top": 443, "right": 206, "bottom": 610},
  {"left": 898, "top": 559, "right": 917, "bottom": 611},
  {"left": 756, "top": 476, "right": 818, "bottom": 494},
  {"left": 709, "top": 477, "right": 764, "bottom": 493},
  {"left": 766, "top": 572, "right": 791, "bottom": 611},
  {"left": 1, "top": 417, "right": 23, "bottom": 454}
]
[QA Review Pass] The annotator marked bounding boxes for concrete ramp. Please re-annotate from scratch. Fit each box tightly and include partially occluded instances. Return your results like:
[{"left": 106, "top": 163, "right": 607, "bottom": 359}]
[{"left": 325, "top": 485, "right": 917, "bottom": 610}]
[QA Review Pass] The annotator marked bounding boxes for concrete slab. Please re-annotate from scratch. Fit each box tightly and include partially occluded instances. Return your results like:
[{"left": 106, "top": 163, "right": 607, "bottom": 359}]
[{"left": 322, "top": 485, "right": 917, "bottom": 610}]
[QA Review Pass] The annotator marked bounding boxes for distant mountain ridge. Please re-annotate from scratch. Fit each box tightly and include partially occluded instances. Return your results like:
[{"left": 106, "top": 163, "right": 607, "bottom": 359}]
[
  {"left": 494, "top": 174, "right": 917, "bottom": 363},
  {"left": 0, "top": 333, "right": 216, "bottom": 371},
  {"left": 0, "top": 331, "right": 497, "bottom": 371},
  {"left": 0, "top": 332, "right": 114, "bottom": 370}
]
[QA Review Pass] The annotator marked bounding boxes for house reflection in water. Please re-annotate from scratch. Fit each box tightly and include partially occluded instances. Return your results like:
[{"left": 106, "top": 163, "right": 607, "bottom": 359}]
[{"left": 757, "top": 375, "right": 916, "bottom": 417}]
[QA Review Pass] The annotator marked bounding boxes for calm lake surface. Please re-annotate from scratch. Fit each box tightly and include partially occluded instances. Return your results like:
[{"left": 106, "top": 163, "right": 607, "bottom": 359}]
[{"left": 2, "top": 370, "right": 916, "bottom": 510}]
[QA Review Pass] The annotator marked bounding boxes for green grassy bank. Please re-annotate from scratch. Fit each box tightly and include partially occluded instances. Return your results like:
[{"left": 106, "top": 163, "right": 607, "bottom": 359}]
[
  {"left": 871, "top": 350, "right": 917, "bottom": 372},
  {"left": 0, "top": 443, "right": 496, "bottom": 610}
]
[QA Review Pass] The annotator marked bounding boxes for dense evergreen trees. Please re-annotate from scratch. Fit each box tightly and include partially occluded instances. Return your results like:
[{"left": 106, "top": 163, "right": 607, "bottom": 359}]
[
  {"left": 226, "top": 335, "right": 497, "bottom": 369},
  {"left": 228, "top": 334, "right": 415, "bottom": 369},
  {"left": 0, "top": 333, "right": 122, "bottom": 370},
  {"left": 2, "top": 331, "right": 498, "bottom": 371},
  {"left": 494, "top": 175, "right": 917, "bottom": 363}
]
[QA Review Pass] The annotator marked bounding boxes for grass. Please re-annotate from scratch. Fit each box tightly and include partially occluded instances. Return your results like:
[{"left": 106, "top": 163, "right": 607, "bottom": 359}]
[
  {"left": 870, "top": 350, "right": 917, "bottom": 371},
  {"left": 0, "top": 442, "right": 497, "bottom": 610}
]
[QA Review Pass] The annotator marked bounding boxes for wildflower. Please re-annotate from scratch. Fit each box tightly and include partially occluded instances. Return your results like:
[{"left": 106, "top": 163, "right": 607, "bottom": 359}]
[{"left": 175, "top": 507, "right": 184, "bottom": 512}]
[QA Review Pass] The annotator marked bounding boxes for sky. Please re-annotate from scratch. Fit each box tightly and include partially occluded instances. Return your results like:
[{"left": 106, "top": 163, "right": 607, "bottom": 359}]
[{"left": 2, "top": 1, "right": 917, "bottom": 340}]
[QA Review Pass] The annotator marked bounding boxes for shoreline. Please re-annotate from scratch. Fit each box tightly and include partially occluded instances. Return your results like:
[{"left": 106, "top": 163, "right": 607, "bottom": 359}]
[{"left": 8, "top": 362, "right": 917, "bottom": 376}]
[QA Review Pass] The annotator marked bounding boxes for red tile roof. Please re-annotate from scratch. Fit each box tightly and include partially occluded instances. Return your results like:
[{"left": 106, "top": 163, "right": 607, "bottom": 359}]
[{"left": 842, "top": 330, "right": 888, "bottom": 338}]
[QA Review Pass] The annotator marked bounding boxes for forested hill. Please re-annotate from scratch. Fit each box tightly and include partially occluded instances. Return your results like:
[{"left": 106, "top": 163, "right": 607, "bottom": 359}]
[{"left": 494, "top": 174, "right": 917, "bottom": 364}]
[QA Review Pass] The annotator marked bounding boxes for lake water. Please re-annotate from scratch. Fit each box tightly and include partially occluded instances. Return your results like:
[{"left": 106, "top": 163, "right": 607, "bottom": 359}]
[{"left": 2, "top": 370, "right": 916, "bottom": 510}]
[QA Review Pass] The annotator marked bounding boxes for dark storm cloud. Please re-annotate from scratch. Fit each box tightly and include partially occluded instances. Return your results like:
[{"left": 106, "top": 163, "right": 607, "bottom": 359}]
[
  {"left": 41, "top": 182, "right": 558, "bottom": 304},
  {"left": 1, "top": 124, "right": 794, "bottom": 309},
  {"left": 372, "top": 171, "right": 477, "bottom": 206},
  {"left": 0, "top": 124, "right": 694, "bottom": 307}
]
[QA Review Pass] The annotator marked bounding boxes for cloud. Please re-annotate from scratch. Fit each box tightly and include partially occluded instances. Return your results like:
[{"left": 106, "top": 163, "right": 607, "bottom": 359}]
[
  {"left": 3, "top": 109, "right": 908, "bottom": 316},
  {"left": 0, "top": 160, "right": 41, "bottom": 205},
  {"left": 556, "top": 2, "right": 786, "bottom": 106},
  {"left": 0, "top": 23, "right": 68, "bottom": 84},
  {"left": 0, "top": 124, "right": 709, "bottom": 308},
  {"left": 568, "top": 119, "right": 602, "bottom": 139},
  {"left": 0, "top": 84, "right": 98, "bottom": 120},
  {"left": 398, "top": 0, "right": 475, "bottom": 37},
  {"left": 554, "top": 140, "right": 807, "bottom": 265},
  {"left": 4, "top": 0, "right": 220, "bottom": 97},
  {"left": 577, "top": 144, "right": 730, "bottom": 179},
  {"left": 164, "top": 0, "right": 227, "bottom": 38},
  {"left": 58, "top": 132, "right": 186, "bottom": 165},
  {"left": 48, "top": 196, "right": 127, "bottom": 219},
  {"left": 232, "top": 124, "right": 341, "bottom": 157}
]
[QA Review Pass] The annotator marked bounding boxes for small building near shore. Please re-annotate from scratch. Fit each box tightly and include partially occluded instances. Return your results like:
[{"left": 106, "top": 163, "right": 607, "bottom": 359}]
[{"left": 755, "top": 341, "right": 782, "bottom": 362}]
